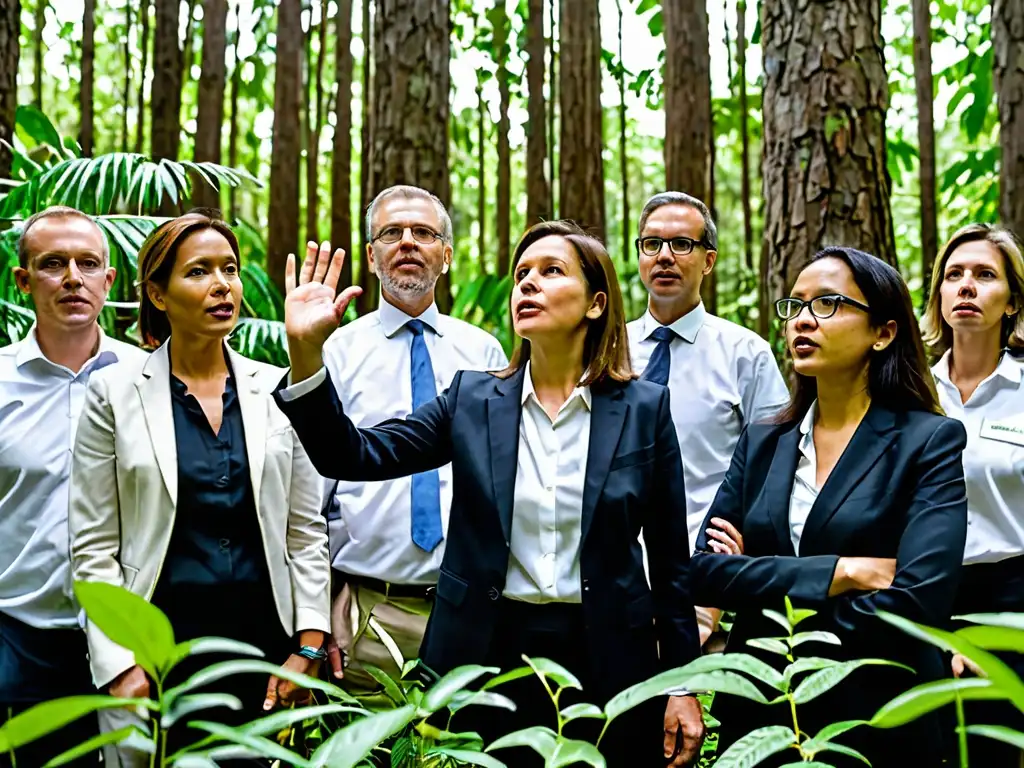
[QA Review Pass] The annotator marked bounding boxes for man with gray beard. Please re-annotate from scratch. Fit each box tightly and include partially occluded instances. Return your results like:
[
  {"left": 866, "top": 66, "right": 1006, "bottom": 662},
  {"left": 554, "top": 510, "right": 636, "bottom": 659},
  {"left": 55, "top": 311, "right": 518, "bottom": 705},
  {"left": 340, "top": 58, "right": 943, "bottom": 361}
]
[{"left": 315, "top": 185, "right": 507, "bottom": 696}]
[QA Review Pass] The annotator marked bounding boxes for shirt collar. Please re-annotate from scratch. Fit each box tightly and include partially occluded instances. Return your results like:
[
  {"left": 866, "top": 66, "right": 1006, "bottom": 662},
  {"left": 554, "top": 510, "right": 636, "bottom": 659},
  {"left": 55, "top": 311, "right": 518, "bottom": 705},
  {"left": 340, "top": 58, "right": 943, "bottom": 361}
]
[
  {"left": 933, "top": 348, "right": 1023, "bottom": 389},
  {"left": 379, "top": 298, "right": 443, "bottom": 339},
  {"left": 520, "top": 360, "right": 592, "bottom": 411},
  {"left": 642, "top": 302, "right": 706, "bottom": 344},
  {"left": 15, "top": 323, "right": 119, "bottom": 370},
  {"left": 797, "top": 400, "right": 817, "bottom": 457}
]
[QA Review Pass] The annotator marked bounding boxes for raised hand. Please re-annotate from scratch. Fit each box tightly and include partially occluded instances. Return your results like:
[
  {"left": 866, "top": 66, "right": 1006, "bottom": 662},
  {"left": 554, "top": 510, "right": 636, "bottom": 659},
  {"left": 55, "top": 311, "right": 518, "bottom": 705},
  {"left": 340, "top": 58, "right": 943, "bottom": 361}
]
[{"left": 284, "top": 240, "right": 363, "bottom": 383}]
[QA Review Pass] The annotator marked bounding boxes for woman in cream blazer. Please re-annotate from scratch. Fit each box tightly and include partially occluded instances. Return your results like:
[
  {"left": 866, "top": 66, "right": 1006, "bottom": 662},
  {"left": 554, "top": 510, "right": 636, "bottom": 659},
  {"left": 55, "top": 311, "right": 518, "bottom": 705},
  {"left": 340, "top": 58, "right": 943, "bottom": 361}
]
[{"left": 69, "top": 213, "right": 330, "bottom": 759}]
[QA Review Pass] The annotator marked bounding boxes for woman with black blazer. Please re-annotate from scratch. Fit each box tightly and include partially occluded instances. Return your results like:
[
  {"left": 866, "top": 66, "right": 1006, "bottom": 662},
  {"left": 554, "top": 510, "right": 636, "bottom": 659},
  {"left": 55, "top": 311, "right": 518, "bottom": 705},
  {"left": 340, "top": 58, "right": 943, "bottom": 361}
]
[
  {"left": 274, "top": 221, "right": 704, "bottom": 766},
  {"left": 691, "top": 247, "right": 968, "bottom": 767}
]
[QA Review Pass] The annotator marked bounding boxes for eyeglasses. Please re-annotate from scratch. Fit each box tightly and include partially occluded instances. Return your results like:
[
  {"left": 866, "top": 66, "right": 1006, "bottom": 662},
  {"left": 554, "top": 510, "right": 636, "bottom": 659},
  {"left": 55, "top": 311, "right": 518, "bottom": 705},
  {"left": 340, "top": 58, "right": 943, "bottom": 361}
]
[
  {"left": 635, "top": 236, "right": 707, "bottom": 257},
  {"left": 775, "top": 294, "right": 872, "bottom": 321},
  {"left": 372, "top": 225, "right": 443, "bottom": 245}
]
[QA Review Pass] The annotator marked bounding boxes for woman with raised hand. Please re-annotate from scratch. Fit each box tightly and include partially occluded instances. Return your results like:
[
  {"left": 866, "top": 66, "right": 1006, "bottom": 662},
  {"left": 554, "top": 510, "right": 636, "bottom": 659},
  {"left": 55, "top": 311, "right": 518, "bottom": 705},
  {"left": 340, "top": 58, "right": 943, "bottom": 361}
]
[
  {"left": 274, "top": 220, "right": 705, "bottom": 766},
  {"left": 69, "top": 212, "right": 331, "bottom": 764},
  {"left": 692, "top": 247, "right": 968, "bottom": 767},
  {"left": 922, "top": 223, "right": 1024, "bottom": 765}
]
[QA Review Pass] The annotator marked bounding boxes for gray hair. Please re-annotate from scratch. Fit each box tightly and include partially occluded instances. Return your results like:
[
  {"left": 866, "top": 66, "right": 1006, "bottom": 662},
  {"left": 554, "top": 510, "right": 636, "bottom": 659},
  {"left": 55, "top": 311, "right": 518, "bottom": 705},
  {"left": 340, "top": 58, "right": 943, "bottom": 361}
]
[
  {"left": 17, "top": 206, "right": 110, "bottom": 269},
  {"left": 364, "top": 185, "right": 454, "bottom": 245},
  {"left": 637, "top": 191, "right": 718, "bottom": 252}
]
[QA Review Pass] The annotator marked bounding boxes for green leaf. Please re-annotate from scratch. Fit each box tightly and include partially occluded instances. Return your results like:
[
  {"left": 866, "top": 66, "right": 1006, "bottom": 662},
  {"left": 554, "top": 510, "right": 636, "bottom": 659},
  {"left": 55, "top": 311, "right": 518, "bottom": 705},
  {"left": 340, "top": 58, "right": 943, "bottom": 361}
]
[
  {"left": 74, "top": 581, "right": 176, "bottom": 679},
  {"left": 427, "top": 748, "right": 507, "bottom": 768},
  {"left": 955, "top": 625, "right": 1024, "bottom": 653},
  {"left": 790, "top": 630, "right": 841, "bottom": 647},
  {"left": 423, "top": 664, "right": 500, "bottom": 713},
  {"left": 560, "top": 703, "right": 606, "bottom": 723},
  {"left": 486, "top": 726, "right": 558, "bottom": 758},
  {"left": 746, "top": 637, "right": 790, "bottom": 656},
  {"left": 447, "top": 690, "right": 517, "bottom": 714},
  {"left": 481, "top": 665, "right": 536, "bottom": 691},
  {"left": 809, "top": 719, "right": 867, "bottom": 743},
  {"left": 963, "top": 724, "right": 1024, "bottom": 748},
  {"left": 762, "top": 609, "right": 791, "bottom": 633},
  {"left": 170, "top": 757, "right": 219, "bottom": 768},
  {"left": 15, "top": 105, "right": 63, "bottom": 151},
  {"left": 310, "top": 704, "right": 417, "bottom": 768},
  {"left": 188, "top": 721, "right": 313, "bottom": 767},
  {"left": 238, "top": 704, "right": 368, "bottom": 738},
  {"left": 525, "top": 657, "right": 582, "bottom": 690},
  {"left": 164, "top": 659, "right": 353, "bottom": 708},
  {"left": 802, "top": 739, "right": 870, "bottom": 764},
  {"left": 714, "top": 725, "right": 797, "bottom": 768},
  {"left": 361, "top": 663, "right": 408, "bottom": 704},
  {"left": 781, "top": 657, "right": 843, "bottom": 689},
  {"left": 955, "top": 613, "right": 1024, "bottom": 630},
  {"left": 43, "top": 724, "right": 152, "bottom": 767},
  {"left": 170, "top": 636, "right": 265, "bottom": 667},
  {"left": 792, "top": 660, "right": 890, "bottom": 704},
  {"left": 872, "top": 677, "right": 1004, "bottom": 728},
  {"left": 549, "top": 738, "right": 606, "bottom": 767},
  {"left": 163, "top": 693, "right": 242, "bottom": 729},
  {"left": 0, "top": 696, "right": 149, "bottom": 753},
  {"left": 604, "top": 668, "right": 769, "bottom": 725}
]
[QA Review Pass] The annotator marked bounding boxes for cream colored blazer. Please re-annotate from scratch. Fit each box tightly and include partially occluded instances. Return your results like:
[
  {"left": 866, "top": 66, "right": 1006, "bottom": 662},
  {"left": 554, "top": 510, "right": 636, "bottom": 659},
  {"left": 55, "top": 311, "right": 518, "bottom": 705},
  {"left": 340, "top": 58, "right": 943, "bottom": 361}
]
[{"left": 69, "top": 342, "right": 330, "bottom": 688}]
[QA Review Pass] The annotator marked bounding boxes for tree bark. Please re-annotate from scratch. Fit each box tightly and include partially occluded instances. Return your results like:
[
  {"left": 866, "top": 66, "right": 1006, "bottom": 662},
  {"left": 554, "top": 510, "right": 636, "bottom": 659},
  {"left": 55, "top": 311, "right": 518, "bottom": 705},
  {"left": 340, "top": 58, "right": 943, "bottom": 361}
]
[
  {"left": 80, "top": 0, "right": 95, "bottom": 156},
  {"left": 135, "top": 0, "right": 151, "bottom": 154},
  {"left": 306, "top": 0, "right": 329, "bottom": 244},
  {"left": 477, "top": 84, "right": 486, "bottom": 271},
  {"left": 738, "top": 0, "right": 753, "bottom": 273},
  {"left": 994, "top": 0, "right": 1024, "bottom": 237},
  {"left": 193, "top": 0, "right": 228, "bottom": 211},
  {"left": 151, "top": 0, "right": 184, "bottom": 162},
  {"left": 181, "top": 0, "right": 200, "bottom": 86},
  {"left": 525, "top": 0, "right": 550, "bottom": 227},
  {"left": 616, "top": 0, "right": 629, "bottom": 267},
  {"left": 331, "top": 0, "right": 354, "bottom": 291},
  {"left": 33, "top": 1, "right": 44, "bottom": 110},
  {"left": 122, "top": 2, "right": 132, "bottom": 152},
  {"left": 761, "top": 0, "right": 896, "bottom": 308},
  {"left": 372, "top": 0, "right": 451, "bottom": 309},
  {"left": 227, "top": 0, "right": 241, "bottom": 218},
  {"left": 548, "top": 0, "right": 556, "bottom": 217},
  {"left": 357, "top": 0, "right": 377, "bottom": 315},
  {"left": 912, "top": 0, "right": 938, "bottom": 302},
  {"left": 0, "top": 0, "right": 18, "bottom": 180},
  {"left": 267, "top": 0, "right": 303, "bottom": 292},
  {"left": 558, "top": 0, "right": 604, "bottom": 237},
  {"left": 495, "top": 1, "right": 511, "bottom": 278}
]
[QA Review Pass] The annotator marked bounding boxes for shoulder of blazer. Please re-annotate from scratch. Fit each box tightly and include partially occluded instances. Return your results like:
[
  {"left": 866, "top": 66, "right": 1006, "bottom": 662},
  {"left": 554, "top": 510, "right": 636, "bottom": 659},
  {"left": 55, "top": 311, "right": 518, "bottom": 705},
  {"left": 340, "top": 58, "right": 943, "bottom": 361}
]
[{"left": 891, "top": 408, "right": 966, "bottom": 445}]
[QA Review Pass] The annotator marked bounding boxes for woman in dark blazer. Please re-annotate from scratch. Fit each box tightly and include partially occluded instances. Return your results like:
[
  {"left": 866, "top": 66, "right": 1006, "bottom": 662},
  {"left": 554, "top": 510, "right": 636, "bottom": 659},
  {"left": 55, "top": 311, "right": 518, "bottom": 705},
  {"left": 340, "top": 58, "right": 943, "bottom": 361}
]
[
  {"left": 692, "top": 247, "right": 968, "bottom": 767},
  {"left": 274, "top": 221, "right": 704, "bottom": 766}
]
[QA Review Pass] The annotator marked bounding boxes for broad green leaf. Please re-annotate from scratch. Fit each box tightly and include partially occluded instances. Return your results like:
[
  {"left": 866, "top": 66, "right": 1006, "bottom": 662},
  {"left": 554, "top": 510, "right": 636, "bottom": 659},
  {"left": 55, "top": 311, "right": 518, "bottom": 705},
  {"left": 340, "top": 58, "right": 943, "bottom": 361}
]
[
  {"left": 448, "top": 690, "right": 517, "bottom": 714},
  {"left": 955, "top": 613, "right": 1024, "bottom": 630},
  {"left": 675, "top": 671, "right": 771, "bottom": 703},
  {"left": 74, "top": 581, "right": 176, "bottom": 679},
  {"left": 604, "top": 668, "right": 769, "bottom": 724},
  {"left": 788, "top": 608, "right": 818, "bottom": 627},
  {"left": 170, "top": 757, "right": 219, "bottom": 768},
  {"left": 188, "top": 721, "right": 312, "bottom": 767},
  {"left": 15, "top": 105, "right": 63, "bottom": 151},
  {"left": 0, "top": 695, "right": 151, "bottom": 752},
  {"left": 427, "top": 748, "right": 507, "bottom": 767},
  {"left": 310, "top": 704, "right": 416, "bottom": 768},
  {"left": 746, "top": 637, "right": 790, "bottom": 656},
  {"left": 955, "top": 625, "right": 1024, "bottom": 653},
  {"left": 762, "top": 609, "right": 791, "bottom": 633},
  {"left": 423, "top": 664, "right": 500, "bottom": 713},
  {"left": 238, "top": 703, "right": 368, "bottom": 738},
  {"left": 482, "top": 665, "right": 543, "bottom": 691},
  {"left": 486, "top": 726, "right": 558, "bottom": 758},
  {"left": 550, "top": 738, "right": 606, "bottom": 767},
  {"left": 43, "top": 724, "right": 152, "bottom": 767},
  {"left": 809, "top": 719, "right": 867, "bottom": 743},
  {"left": 778, "top": 763, "right": 834, "bottom": 767},
  {"left": 964, "top": 724, "right": 1024, "bottom": 748},
  {"left": 802, "top": 739, "right": 870, "bottom": 764},
  {"left": 163, "top": 693, "right": 242, "bottom": 728},
  {"left": 872, "top": 677, "right": 1004, "bottom": 728},
  {"left": 661, "top": 651, "right": 784, "bottom": 690},
  {"left": 560, "top": 703, "right": 606, "bottom": 722},
  {"left": 164, "top": 659, "right": 353, "bottom": 707},
  {"left": 792, "top": 660, "right": 901, "bottom": 704},
  {"left": 168, "top": 636, "right": 265, "bottom": 670},
  {"left": 781, "top": 657, "right": 843, "bottom": 689},
  {"left": 361, "top": 662, "right": 408, "bottom": 704},
  {"left": 790, "top": 630, "right": 841, "bottom": 647},
  {"left": 714, "top": 725, "right": 797, "bottom": 768},
  {"left": 525, "top": 656, "right": 582, "bottom": 690}
]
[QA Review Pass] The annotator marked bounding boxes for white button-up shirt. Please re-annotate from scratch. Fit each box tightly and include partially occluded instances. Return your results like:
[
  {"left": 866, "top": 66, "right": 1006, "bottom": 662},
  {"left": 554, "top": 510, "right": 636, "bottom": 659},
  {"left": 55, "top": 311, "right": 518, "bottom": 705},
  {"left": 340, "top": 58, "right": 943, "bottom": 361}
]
[
  {"left": 504, "top": 362, "right": 591, "bottom": 604},
  {"left": 933, "top": 350, "right": 1024, "bottom": 565},
  {"left": 320, "top": 299, "right": 508, "bottom": 584},
  {"left": 628, "top": 304, "right": 789, "bottom": 547},
  {"left": 0, "top": 326, "right": 147, "bottom": 628},
  {"left": 790, "top": 402, "right": 820, "bottom": 555}
]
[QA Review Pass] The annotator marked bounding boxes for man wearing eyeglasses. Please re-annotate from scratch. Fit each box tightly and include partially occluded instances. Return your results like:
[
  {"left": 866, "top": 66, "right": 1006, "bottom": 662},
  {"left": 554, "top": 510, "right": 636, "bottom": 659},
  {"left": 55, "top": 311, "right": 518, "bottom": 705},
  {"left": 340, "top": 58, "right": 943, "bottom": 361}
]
[
  {"left": 312, "top": 185, "right": 507, "bottom": 695},
  {"left": 627, "top": 191, "right": 789, "bottom": 648}
]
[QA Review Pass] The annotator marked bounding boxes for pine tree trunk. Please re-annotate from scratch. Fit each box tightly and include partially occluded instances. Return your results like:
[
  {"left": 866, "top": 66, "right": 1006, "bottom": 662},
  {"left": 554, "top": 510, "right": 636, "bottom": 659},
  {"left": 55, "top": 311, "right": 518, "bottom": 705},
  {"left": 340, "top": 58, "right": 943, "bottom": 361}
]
[
  {"left": 525, "top": 0, "right": 550, "bottom": 227},
  {"left": 372, "top": 0, "right": 451, "bottom": 310},
  {"left": 227, "top": 0, "right": 241, "bottom": 218},
  {"left": 477, "top": 84, "right": 486, "bottom": 270},
  {"left": 558, "top": 0, "right": 604, "bottom": 237},
  {"left": 267, "top": 0, "right": 303, "bottom": 292},
  {"left": 761, "top": 0, "right": 896, "bottom": 309},
  {"left": 0, "top": 0, "right": 18, "bottom": 180},
  {"left": 135, "top": 0, "right": 151, "bottom": 154},
  {"left": 122, "top": 2, "right": 132, "bottom": 152},
  {"left": 151, "top": 0, "right": 183, "bottom": 162},
  {"left": 306, "top": 0, "right": 329, "bottom": 244},
  {"left": 331, "top": 0, "right": 355, "bottom": 291},
  {"left": 495, "top": 1, "right": 511, "bottom": 278},
  {"left": 357, "top": 0, "right": 377, "bottom": 315},
  {"left": 913, "top": 0, "right": 938, "bottom": 303},
  {"left": 79, "top": 0, "right": 95, "bottom": 156},
  {"left": 994, "top": 0, "right": 1024, "bottom": 237},
  {"left": 33, "top": 1, "right": 44, "bottom": 110},
  {"left": 193, "top": 0, "right": 228, "bottom": 211},
  {"left": 738, "top": 0, "right": 753, "bottom": 274}
]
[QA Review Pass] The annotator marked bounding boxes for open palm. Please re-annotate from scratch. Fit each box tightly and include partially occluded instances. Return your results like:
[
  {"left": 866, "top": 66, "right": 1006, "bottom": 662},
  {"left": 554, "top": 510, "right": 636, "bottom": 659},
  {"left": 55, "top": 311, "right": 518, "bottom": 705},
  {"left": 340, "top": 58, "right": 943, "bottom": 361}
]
[{"left": 284, "top": 240, "right": 363, "bottom": 349}]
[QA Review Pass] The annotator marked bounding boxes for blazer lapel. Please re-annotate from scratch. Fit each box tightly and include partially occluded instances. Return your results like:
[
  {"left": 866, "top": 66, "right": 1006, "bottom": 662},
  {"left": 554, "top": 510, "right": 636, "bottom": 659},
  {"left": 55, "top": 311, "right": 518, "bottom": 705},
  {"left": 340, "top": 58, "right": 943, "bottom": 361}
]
[
  {"left": 136, "top": 344, "right": 178, "bottom": 506},
  {"left": 580, "top": 384, "right": 627, "bottom": 548},
  {"left": 800, "top": 405, "right": 898, "bottom": 547},
  {"left": 763, "top": 424, "right": 801, "bottom": 556},
  {"left": 228, "top": 347, "right": 268, "bottom": 507},
  {"left": 488, "top": 368, "right": 525, "bottom": 543}
]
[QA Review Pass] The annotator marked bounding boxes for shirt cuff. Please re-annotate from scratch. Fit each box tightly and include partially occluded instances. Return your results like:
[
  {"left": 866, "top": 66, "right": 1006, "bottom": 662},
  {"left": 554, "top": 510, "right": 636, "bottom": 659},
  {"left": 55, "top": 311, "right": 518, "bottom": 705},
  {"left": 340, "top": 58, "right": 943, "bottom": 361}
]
[{"left": 279, "top": 367, "right": 328, "bottom": 401}]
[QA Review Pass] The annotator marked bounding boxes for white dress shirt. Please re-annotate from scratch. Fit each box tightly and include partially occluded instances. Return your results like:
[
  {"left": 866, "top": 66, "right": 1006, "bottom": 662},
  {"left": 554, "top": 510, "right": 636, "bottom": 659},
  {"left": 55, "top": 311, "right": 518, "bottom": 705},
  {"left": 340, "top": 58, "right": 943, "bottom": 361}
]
[
  {"left": 628, "top": 304, "right": 789, "bottom": 547},
  {"left": 789, "top": 402, "right": 820, "bottom": 555},
  {"left": 933, "top": 350, "right": 1024, "bottom": 565},
  {"left": 316, "top": 300, "right": 507, "bottom": 584},
  {"left": 504, "top": 362, "right": 590, "bottom": 604},
  {"left": 0, "top": 326, "right": 147, "bottom": 628}
]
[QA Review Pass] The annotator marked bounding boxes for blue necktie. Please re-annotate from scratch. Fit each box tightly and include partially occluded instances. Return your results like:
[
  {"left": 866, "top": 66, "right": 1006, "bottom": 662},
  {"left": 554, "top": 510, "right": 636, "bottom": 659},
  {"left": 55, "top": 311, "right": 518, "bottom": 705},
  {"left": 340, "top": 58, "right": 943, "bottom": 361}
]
[
  {"left": 641, "top": 326, "right": 675, "bottom": 386},
  {"left": 407, "top": 320, "right": 443, "bottom": 552}
]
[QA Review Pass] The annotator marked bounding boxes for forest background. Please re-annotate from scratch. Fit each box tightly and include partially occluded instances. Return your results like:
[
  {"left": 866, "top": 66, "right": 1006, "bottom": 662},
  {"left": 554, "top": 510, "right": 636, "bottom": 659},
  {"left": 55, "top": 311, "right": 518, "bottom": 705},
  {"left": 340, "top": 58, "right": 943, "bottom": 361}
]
[{"left": 0, "top": 0, "right": 1009, "bottom": 363}]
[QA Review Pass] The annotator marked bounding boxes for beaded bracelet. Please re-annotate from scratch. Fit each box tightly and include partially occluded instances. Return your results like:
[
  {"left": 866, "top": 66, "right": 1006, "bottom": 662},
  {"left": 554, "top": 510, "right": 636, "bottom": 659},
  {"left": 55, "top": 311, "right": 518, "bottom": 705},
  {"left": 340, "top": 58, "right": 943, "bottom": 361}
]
[{"left": 297, "top": 644, "right": 328, "bottom": 661}]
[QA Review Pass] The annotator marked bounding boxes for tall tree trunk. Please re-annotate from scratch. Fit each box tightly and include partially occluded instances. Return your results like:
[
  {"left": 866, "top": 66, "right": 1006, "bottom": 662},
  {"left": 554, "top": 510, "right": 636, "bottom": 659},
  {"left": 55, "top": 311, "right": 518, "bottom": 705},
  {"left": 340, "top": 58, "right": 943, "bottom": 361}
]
[
  {"left": 122, "top": 2, "right": 132, "bottom": 152},
  {"left": 193, "top": 0, "right": 228, "bottom": 211},
  {"left": 227, "top": 0, "right": 241, "bottom": 218},
  {"left": 33, "top": 1, "right": 44, "bottom": 110},
  {"left": 913, "top": 0, "right": 938, "bottom": 303},
  {"left": 180, "top": 0, "right": 199, "bottom": 86},
  {"left": 994, "top": 0, "right": 1024, "bottom": 237},
  {"left": 762, "top": 0, "right": 896, "bottom": 310},
  {"left": 151, "top": 0, "right": 184, "bottom": 162},
  {"left": 357, "top": 0, "right": 376, "bottom": 315},
  {"left": 80, "top": 0, "right": 95, "bottom": 156},
  {"left": 558, "top": 0, "right": 604, "bottom": 237},
  {"left": 525, "top": 0, "right": 550, "bottom": 226},
  {"left": 135, "top": 0, "right": 151, "bottom": 154},
  {"left": 268, "top": 0, "right": 303, "bottom": 292},
  {"left": 616, "top": 0, "right": 629, "bottom": 268},
  {"left": 0, "top": 0, "right": 18, "bottom": 180},
  {"left": 738, "top": 0, "right": 753, "bottom": 274},
  {"left": 494, "top": 1, "right": 511, "bottom": 278},
  {"left": 477, "top": 84, "right": 486, "bottom": 271},
  {"left": 372, "top": 0, "right": 451, "bottom": 310},
  {"left": 331, "top": 0, "right": 354, "bottom": 292},
  {"left": 548, "top": 0, "right": 556, "bottom": 216},
  {"left": 306, "top": 0, "right": 329, "bottom": 244}
]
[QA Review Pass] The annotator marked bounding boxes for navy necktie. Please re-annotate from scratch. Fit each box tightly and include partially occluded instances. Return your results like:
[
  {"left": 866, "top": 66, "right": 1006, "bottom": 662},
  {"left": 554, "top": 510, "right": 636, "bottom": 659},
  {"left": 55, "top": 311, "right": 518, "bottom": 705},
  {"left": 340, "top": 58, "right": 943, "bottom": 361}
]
[
  {"left": 407, "top": 320, "right": 443, "bottom": 552},
  {"left": 641, "top": 326, "right": 675, "bottom": 386}
]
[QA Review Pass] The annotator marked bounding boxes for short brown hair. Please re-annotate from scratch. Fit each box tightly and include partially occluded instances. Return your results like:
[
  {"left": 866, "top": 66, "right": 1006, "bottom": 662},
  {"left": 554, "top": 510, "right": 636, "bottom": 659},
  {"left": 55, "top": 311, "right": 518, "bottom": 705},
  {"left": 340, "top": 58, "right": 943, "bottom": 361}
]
[
  {"left": 921, "top": 223, "right": 1024, "bottom": 356},
  {"left": 495, "top": 220, "right": 633, "bottom": 386},
  {"left": 137, "top": 211, "right": 240, "bottom": 348},
  {"left": 17, "top": 206, "right": 109, "bottom": 268}
]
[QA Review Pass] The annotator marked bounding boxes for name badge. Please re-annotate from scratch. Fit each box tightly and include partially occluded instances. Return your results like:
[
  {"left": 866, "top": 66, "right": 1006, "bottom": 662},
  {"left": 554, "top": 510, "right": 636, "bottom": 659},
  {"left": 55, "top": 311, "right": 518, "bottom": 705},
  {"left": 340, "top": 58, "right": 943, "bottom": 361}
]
[{"left": 980, "top": 416, "right": 1024, "bottom": 447}]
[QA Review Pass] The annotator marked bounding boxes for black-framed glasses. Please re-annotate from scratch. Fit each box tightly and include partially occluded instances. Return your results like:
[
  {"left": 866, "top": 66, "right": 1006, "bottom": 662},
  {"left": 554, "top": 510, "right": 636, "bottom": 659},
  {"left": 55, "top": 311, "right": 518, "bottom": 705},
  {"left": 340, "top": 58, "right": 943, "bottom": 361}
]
[
  {"left": 775, "top": 294, "right": 872, "bottom": 321},
  {"left": 372, "top": 225, "right": 443, "bottom": 245},
  {"left": 635, "top": 236, "right": 707, "bottom": 257}
]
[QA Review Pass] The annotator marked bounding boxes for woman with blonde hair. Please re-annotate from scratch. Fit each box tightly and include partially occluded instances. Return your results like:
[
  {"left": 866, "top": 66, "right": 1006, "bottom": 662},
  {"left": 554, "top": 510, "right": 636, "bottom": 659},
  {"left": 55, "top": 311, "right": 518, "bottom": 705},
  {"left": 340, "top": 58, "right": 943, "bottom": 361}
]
[{"left": 922, "top": 223, "right": 1024, "bottom": 764}]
